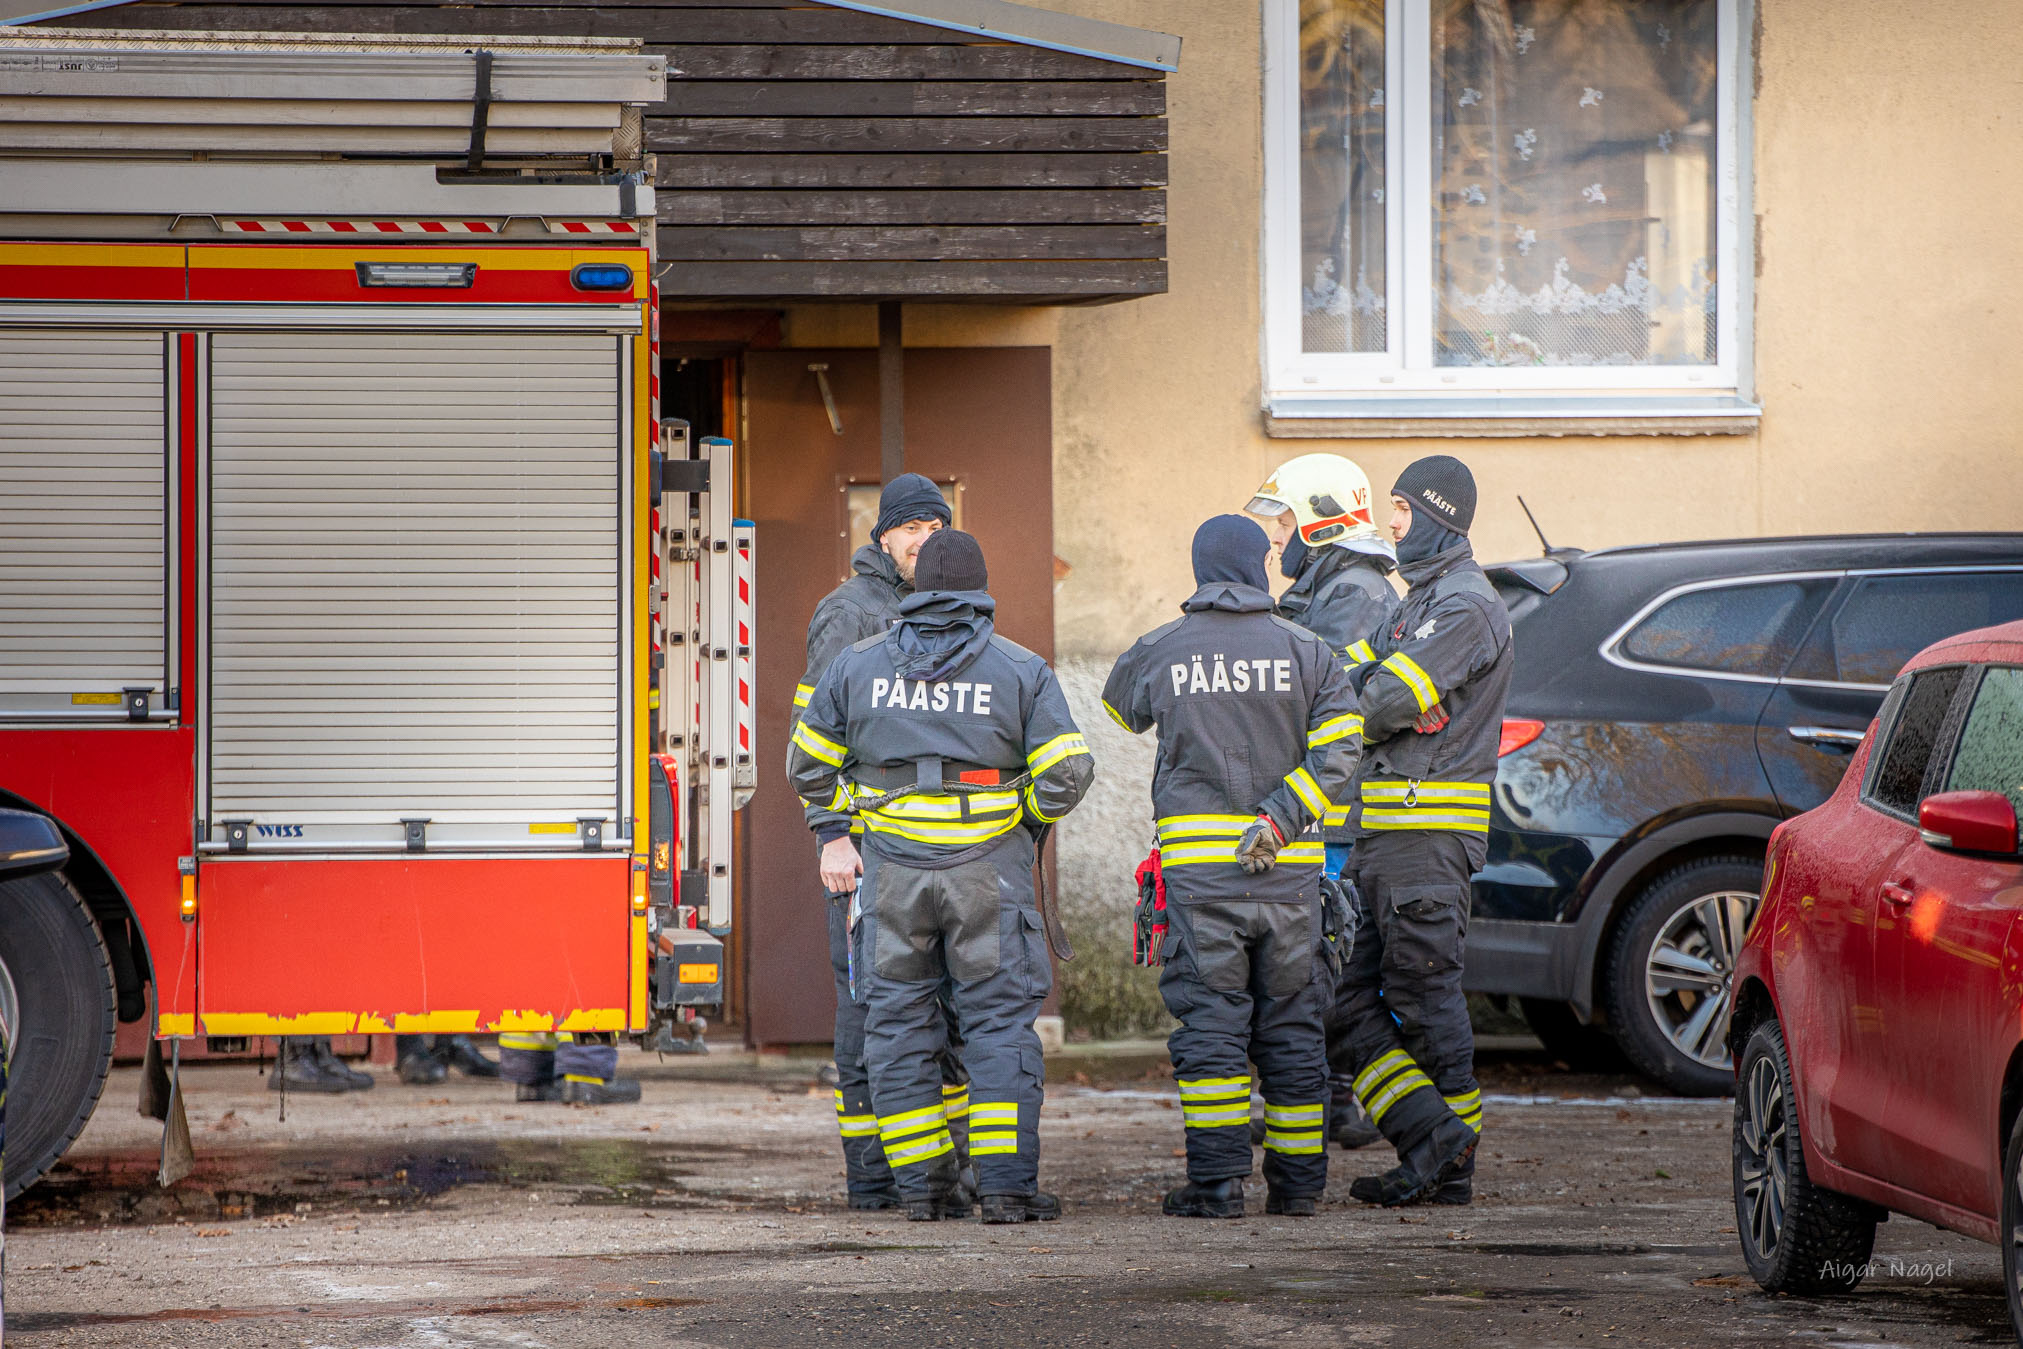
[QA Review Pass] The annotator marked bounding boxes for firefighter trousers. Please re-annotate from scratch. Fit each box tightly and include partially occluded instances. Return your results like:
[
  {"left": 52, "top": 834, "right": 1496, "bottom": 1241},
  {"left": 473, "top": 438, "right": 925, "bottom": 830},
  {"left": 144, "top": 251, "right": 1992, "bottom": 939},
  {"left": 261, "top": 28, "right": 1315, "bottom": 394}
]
[
  {"left": 497, "top": 1031, "right": 617, "bottom": 1087},
  {"left": 1159, "top": 896, "right": 1330, "bottom": 1196},
  {"left": 1326, "top": 830, "right": 1485, "bottom": 1154},
  {"left": 827, "top": 889, "right": 971, "bottom": 1201},
  {"left": 861, "top": 831, "right": 1048, "bottom": 1200}
]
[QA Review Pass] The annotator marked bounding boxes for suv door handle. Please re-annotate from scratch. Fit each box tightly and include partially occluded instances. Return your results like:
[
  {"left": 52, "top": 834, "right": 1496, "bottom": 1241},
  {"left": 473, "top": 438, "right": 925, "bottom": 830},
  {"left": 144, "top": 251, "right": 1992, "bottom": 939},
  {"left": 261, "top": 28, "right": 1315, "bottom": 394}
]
[
  {"left": 1788, "top": 725, "right": 1865, "bottom": 751},
  {"left": 1880, "top": 880, "right": 1915, "bottom": 909}
]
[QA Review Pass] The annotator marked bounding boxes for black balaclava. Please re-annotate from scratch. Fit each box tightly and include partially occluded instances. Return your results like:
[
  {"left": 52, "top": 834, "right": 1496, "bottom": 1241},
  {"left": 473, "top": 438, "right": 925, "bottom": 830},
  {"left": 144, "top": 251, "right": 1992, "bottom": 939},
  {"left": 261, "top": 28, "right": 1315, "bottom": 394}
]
[
  {"left": 1192, "top": 514, "right": 1271, "bottom": 592},
  {"left": 893, "top": 530, "right": 993, "bottom": 683},
  {"left": 1392, "top": 455, "right": 1476, "bottom": 565},
  {"left": 874, "top": 472, "right": 953, "bottom": 540},
  {"left": 1280, "top": 534, "right": 1309, "bottom": 579}
]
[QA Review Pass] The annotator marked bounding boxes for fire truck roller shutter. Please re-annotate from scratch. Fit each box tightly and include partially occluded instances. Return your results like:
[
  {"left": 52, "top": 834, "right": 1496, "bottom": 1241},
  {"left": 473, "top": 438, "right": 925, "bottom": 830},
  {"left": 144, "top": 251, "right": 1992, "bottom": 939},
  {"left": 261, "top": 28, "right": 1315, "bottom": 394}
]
[
  {"left": 205, "top": 330, "right": 626, "bottom": 849},
  {"left": 0, "top": 330, "right": 169, "bottom": 719}
]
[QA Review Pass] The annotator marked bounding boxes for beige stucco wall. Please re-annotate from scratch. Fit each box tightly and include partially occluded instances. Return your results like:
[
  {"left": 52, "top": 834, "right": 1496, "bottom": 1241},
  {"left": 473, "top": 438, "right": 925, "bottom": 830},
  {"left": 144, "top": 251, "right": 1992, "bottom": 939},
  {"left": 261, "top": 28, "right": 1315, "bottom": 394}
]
[{"left": 1035, "top": 0, "right": 2023, "bottom": 658}]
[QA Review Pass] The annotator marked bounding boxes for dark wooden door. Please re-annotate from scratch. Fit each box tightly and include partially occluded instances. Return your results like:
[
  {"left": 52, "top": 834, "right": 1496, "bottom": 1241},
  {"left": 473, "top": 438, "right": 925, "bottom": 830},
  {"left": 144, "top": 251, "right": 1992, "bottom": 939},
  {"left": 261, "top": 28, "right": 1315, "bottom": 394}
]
[{"left": 740, "top": 347, "right": 1053, "bottom": 1047}]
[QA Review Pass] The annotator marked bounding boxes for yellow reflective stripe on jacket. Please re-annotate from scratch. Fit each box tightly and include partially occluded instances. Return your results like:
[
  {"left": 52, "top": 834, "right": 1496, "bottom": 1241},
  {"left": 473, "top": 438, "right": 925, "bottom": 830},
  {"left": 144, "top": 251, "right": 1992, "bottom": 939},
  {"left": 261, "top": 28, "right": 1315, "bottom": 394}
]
[
  {"left": 861, "top": 810, "right": 1022, "bottom": 847},
  {"left": 1284, "top": 766, "right": 1327, "bottom": 817},
  {"left": 1155, "top": 813, "right": 1251, "bottom": 844},
  {"left": 1027, "top": 732, "right": 1090, "bottom": 776},
  {"left": 1102, "top": 699, "right": 1134, "bottom": 732},
  {"left": 1278, "top": 841, "right": 1324, "bottom": 864},
  {"left": 1359, "top": 778, "right": 1490, "bottom": 833},
  {"left": 791, "top": 721, "right": 848, "bottom": 767},
  {"left": 865, "top": 789, "right": 1021, "bottom": 820},
  {"left": 1343, "top": 639, "right": 1377, "bottom": 667},
  {"left": 1307, "top": 712, "right": 1363, "bottom": 748},
  {"left": 1322, "top": 803, "right": 1352, "bottom": 828},
  {"left": 792, "top": 682, "right": 815, "bottom": 709},
  {"left": 1380, "top": 651, "right": 1439, "bottom": 712},
  {"left": 1158, "top": 841, "right": 1244, "bottom": 867}
]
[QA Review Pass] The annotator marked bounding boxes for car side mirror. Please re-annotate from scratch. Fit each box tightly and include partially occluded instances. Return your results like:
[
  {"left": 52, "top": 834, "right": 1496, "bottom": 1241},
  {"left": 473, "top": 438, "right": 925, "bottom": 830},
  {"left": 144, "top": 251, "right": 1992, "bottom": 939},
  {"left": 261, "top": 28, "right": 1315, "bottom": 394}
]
[
  {"left": 0, "top": 808, "right": 68, "bottom": 882},
  {"left": 1918, "top": 790, "right": 2020, "bottom": 856}
]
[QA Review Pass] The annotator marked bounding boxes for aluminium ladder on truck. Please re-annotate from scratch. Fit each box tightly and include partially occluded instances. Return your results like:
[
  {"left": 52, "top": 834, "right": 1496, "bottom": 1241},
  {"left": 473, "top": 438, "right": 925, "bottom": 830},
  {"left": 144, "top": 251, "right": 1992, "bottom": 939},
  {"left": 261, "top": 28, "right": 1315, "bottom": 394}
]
[{"left": 0, "top": 27, "right": 750, "bottom": 1195}]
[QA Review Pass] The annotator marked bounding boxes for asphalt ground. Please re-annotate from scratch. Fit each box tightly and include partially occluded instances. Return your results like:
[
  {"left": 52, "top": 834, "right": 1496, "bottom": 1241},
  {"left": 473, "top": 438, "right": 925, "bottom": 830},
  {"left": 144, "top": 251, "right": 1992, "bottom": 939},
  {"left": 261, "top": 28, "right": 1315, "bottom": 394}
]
[{"left": 5, "top": 1041, "right": 2009, "bottom": 1348}]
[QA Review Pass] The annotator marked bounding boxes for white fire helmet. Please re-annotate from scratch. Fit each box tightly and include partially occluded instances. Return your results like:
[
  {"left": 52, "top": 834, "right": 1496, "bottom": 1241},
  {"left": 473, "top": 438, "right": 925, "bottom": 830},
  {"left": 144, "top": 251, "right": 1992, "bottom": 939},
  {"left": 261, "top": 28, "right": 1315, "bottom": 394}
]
[{"left": 1245, "top": 453, "right": 1382, "bottom": 548}]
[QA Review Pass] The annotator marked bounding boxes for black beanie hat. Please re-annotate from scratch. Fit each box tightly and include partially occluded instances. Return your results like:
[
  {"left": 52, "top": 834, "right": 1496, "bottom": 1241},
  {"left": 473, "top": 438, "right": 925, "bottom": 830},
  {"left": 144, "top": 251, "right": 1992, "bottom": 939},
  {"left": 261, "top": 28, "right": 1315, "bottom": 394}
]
[
  {"left": 1392, "top": 454, "right": 1477, "bottom": 535},
  {"left": 874, "top": 472, "right": 952, "bottom": 540},
  {"left": 914, "top": 529, "right": 988, "bottom": 593},
  {"left": 1192, "top": 514, "right": 1270, "bottom": 593}
]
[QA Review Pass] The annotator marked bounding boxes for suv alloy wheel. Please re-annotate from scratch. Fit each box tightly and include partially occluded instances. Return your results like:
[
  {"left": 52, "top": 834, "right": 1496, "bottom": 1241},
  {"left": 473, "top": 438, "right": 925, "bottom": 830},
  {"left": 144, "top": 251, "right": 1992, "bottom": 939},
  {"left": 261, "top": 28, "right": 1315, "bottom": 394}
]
[{"left": 1606, "top": 856, "right": 1762, "bottom": 1096}]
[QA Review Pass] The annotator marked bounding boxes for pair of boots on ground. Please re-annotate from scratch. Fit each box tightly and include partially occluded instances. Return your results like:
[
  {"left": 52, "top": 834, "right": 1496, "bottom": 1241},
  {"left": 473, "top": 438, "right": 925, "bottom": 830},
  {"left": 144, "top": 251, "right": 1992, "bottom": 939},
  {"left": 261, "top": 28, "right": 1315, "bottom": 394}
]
[
  {"left": 875, "top": 1147, "right": 1059, "bottom": 1226},
  {"left": 271, "top": 1035, "right": 503, "bottom": 1093},
  {"left": 1166, "top": 1087, "right": 1476, "bottom": 1218}
]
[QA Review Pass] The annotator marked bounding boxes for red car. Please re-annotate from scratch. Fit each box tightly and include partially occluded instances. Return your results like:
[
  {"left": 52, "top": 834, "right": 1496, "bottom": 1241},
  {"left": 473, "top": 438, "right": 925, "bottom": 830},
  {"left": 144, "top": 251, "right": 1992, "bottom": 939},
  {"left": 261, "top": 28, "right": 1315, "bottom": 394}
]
[{"left": 1730, "top": 618, "right": 2023, "bottom": 1327}]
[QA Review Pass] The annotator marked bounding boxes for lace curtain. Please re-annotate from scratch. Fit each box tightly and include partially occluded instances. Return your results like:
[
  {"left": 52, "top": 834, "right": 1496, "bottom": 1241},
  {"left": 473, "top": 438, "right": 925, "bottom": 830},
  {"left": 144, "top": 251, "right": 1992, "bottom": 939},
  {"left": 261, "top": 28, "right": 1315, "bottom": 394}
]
[{"left": 1298, "top": 0, "right": 1720, "bottom": 367}]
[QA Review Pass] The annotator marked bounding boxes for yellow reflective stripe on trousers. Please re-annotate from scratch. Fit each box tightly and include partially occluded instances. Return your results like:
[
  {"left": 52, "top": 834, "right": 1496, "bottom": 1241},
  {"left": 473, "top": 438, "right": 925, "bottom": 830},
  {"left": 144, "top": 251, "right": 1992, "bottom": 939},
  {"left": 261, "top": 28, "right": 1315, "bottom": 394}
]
[
  {"left": 1444, "top": 1090, "right": 1483, "bottom": 1133},
  {"left": 1178, "top": 1075, "right": 1251, "bottom": 1128},
  {"left": 879, "top": 1101, "right": 954, "bottom": 1167},
  {"left": 878, "top": 1103, "right": 945, "bottom": 1135},
  {"left": 1263, "top": 1100, "right": 1326, "bottom": 1154},
  {"left": 969, "top": 1099, "right": 1020, "bottom": 1155},
  {"left": 941, "top": 1084, "right": 971, "bottom": 1120},
  {"left": 1380, "top": 651, "right": 1439, "bottom": 712},
  {"left": 1027, "top": 732, "right": 1089, "bottom": 776},
  {"left": 1307, "top": 712, "right": 1363, "bottom": 748},
  {"left": 1352, "top": 1049, "right": 1415, "bottom": 1099},
  {"left": 793, "top": 682, "right": 814, "bottom": 709},
  {"left": 1354, "top": 1050, "right": 1437, "bottom": 1125},
  {"left": 791, "top": 721, "right": 848, "bottom": 766},
  {"left": 883, "top": 1130, "right": 955, "bottom": 1167},
  {"left": 498, "top": 1032, "right": 556, "bottom": 1051},
  {"left": 1284, "top": 766, "right": 1327, "bottom": 817}
]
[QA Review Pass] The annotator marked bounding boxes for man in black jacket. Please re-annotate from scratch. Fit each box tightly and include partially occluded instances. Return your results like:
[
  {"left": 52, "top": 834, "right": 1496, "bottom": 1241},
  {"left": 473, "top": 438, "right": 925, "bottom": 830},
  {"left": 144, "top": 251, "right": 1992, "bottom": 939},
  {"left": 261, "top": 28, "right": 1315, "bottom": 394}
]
[
  {"left": 1330, "top": 455, "right": 1514, "bottom": 1207},
  {"left": 793, "top": 475, "right": 970, "bottom": 1209},
  {"left": 1102, "top": 516, "right": 1361, "bottom": 1219}
]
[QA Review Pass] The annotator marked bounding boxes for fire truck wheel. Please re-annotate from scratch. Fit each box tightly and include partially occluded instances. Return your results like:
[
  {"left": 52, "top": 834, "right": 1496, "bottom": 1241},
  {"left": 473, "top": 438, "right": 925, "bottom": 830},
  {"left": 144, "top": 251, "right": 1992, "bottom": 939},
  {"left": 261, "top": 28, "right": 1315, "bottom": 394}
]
[{"left": 0, "top": 869, "right": 116, "bottom": 1200}]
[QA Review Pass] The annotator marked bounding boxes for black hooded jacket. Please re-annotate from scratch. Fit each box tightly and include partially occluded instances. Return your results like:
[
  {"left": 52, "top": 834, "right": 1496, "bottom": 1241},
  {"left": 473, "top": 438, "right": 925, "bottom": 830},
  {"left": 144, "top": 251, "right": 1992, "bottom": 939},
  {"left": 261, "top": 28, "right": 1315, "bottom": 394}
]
[
  {"left": 787, "top": 592, "right": 1093, "bottom": 868},
  {"left": 794, "top": 544, "right": 910, "bottom": 842}
]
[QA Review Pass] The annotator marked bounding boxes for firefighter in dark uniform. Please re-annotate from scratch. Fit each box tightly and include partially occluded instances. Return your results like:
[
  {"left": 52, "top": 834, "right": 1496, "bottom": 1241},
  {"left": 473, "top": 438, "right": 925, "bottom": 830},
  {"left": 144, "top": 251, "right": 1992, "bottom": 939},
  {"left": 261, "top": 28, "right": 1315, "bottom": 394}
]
[
  {"left": 788, "top": 530, "right": 1094, "bottom": 1224},
  {"left": 793, "top": 474, "right": 972, "bottom": 1209},
  {"left": 1102, "top": 515, "right": 1362, "bottom": 1219},
  {"left": 1245, "top": 453, "right": 1399, "bottom": 1154},
  {"left": 1330, "top": 455, "right": 1513, "bottom": 1206},
  {"left": 497, "top": 1032, "right": 639, "bottom": 1103}
]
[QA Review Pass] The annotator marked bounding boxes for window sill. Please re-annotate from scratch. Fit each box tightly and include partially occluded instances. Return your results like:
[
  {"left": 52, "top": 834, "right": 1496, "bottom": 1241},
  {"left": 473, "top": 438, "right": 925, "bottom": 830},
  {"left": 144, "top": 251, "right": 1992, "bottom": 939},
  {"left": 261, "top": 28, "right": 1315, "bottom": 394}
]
[{"left": 1263, "top": 395, "right": 1762, "bottom": 439}]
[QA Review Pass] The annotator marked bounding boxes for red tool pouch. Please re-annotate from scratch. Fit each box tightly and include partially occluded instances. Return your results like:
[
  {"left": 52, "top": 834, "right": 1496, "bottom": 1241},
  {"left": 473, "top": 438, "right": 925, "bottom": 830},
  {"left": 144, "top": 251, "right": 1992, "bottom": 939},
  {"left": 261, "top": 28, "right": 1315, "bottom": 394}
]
[{"left": 1132, "top": 848, "right": 1168, "bottom": 967}]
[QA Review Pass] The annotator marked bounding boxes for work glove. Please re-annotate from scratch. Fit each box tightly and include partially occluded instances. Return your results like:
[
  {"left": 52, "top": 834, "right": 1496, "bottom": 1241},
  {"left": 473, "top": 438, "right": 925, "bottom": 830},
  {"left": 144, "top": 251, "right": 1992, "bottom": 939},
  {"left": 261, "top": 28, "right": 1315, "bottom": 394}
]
[
  {"left": 1235, "top": 816, "right": 1283, "bottom": 875},
  {"left": 1413, "top": 701, "right": 1450, "bottom": 734}
]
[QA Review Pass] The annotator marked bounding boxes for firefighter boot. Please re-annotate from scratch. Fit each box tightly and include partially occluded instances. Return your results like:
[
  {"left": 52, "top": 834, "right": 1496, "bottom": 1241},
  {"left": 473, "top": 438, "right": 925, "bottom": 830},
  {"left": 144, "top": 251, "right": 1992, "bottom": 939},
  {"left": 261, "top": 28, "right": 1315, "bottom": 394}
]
[
  {"left": 396, "top": 1036, "right": 448, "bottom": 1086},
  {"left": 979, "top": 1191, "right": 1060, "bottom": 1224},
  {"left": 313, "top": 1038, "right": 376, "bottom": 1091},
  {"left": 903, "top": 1152, "right": 967, "bottom": 1222},
  {"left": 1265, "top": 1190, "right": 1317, "bottom": 1217},
  {"left": 1431, "top": 1149, "right": 1476, "bottom": 1205},
  {"left": 1162, "top": 1178, "right": 1245, "bottom": 1219},
  {"left": 561, "top": 1077, "right": 643, "bottom": 1105},
  {"left": 1349, "top": 1115, "right": 1477, "bottom": 1208},
  {"left": 270, "top": 1037, "right": 370, "bottom": 1094},
  {"left": 436, "top": 1035, "right": 500, "bottom": 1078}
]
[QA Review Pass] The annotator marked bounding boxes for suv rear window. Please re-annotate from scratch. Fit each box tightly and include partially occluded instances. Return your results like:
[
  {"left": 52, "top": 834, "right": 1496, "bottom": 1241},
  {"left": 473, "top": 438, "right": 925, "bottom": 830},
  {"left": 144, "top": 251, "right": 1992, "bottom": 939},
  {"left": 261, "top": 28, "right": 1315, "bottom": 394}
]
[
  {"left": 1866, "top": 666, "right": 1967, "bottom": 817},
  {"left": 1945, "top": 667, "right": 2023, "bottom": 818},
  {"left": 1788, "top": 572, "right": 2023, "bottom": 686},
  {"left": 1618, "top": 580, "right": 1824, "bottom": 677}
]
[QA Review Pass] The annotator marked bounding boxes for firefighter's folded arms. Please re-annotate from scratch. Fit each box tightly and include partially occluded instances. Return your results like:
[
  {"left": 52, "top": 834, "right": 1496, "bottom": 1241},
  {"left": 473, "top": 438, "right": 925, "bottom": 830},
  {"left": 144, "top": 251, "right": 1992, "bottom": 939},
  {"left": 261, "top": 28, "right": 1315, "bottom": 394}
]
[{"left": 787, "top": 529, "right": 1094, "bottom": 1224}]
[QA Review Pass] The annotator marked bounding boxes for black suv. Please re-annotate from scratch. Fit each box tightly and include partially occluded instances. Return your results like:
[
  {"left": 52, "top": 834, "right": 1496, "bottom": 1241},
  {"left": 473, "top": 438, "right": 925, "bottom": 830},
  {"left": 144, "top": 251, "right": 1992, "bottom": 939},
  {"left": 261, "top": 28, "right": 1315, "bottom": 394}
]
[{"left": 1471, "top": 533, "right": 2023, "bottom": 1094}]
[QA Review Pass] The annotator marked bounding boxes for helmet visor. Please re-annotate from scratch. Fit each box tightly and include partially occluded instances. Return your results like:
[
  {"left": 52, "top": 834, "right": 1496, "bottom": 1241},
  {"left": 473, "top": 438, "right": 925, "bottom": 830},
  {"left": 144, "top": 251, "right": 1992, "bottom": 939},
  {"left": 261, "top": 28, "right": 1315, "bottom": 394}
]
[{"left": 1244, "top": 494, "right": 1292, "bottom": 519}]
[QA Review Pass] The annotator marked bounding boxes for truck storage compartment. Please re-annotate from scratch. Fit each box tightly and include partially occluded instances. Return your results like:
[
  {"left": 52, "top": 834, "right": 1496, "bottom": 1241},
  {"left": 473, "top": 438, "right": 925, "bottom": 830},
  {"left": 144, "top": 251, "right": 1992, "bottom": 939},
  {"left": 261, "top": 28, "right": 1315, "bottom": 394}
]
[
  {"left": 0, "top": 328, "right": 170, "bottom": 720},
  {"left": 203, "top": 328, "right": 631, "bottom": 852}
]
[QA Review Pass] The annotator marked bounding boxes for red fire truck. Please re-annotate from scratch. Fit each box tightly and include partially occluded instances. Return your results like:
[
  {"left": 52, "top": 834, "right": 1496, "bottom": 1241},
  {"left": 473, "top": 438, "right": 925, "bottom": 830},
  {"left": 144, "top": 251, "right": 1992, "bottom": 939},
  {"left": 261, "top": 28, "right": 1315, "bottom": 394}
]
[{"left": 0, "top": 29, "right": 750, "bottom": 1195}]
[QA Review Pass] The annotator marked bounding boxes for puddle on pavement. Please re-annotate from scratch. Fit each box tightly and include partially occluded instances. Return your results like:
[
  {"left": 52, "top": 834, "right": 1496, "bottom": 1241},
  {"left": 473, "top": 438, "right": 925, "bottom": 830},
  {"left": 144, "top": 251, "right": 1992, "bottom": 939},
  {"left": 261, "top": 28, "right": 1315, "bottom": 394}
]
[{"left": 12, "top": 1136, "right": 789, "bottom": 1229}]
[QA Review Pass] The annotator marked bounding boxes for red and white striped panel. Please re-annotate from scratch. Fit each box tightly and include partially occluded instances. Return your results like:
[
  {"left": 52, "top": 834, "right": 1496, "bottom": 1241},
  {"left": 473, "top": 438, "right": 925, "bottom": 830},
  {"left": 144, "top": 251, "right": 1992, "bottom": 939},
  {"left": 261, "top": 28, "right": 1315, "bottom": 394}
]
[
  {"left": 544, "top": 220, "right": 640, "bottom": 235},
  {"left": 220, "top": 219, "right": 502, "bottom": 235}
]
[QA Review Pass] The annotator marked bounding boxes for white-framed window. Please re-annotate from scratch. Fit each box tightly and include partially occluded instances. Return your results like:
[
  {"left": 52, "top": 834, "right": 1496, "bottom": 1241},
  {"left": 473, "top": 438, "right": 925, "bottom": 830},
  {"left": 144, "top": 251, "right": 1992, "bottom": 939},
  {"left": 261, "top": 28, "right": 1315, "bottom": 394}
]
[{"left": 1263, "top": 0, "right": 1755, "bottom": 430}]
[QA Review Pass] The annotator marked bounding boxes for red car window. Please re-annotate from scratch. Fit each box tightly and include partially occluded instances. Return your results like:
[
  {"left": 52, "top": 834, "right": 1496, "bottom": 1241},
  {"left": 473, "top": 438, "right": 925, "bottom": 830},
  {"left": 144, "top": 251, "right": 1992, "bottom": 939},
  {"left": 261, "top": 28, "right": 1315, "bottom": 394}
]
[
  {"left": 1866, "top": 666, "right": 1967, "bottom": 817},
  {"left": 1945, "top": 666, "right": 2023, "bottom": 819}
]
